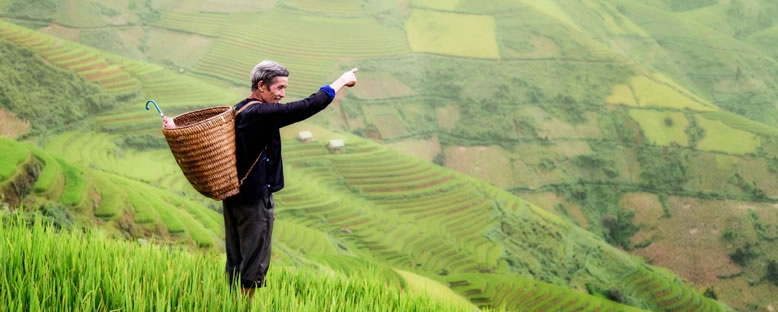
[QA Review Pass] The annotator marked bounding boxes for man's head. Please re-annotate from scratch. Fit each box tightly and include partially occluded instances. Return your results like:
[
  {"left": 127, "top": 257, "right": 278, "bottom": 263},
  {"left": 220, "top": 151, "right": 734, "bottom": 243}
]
[{"left": 250, "top": 60, "right": 289, "bottom": 103}]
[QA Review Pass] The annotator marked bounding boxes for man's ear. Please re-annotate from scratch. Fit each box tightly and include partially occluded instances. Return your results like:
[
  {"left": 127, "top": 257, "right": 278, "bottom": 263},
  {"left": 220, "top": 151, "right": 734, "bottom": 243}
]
[{"left": 257, "top": 81, "right": 265, "bottom": 92}]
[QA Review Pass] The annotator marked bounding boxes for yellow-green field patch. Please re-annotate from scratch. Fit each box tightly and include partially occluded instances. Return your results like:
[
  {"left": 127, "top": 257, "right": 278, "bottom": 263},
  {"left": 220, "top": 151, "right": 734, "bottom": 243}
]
[
  {"left": 605, "top": 84, "right": 637, "bottom": 106},
  {"left": 350, "top": 72, "right": 415, "bottom": 99},
  {"left": 444, "top": 145, "right": 514, "bottom": 188},
  {"left": 364, "top": 105, "right": 407, "bottom": 139},
  {"left": 631, "top": 76, "right": 716, "bottom": 111},
  {"left": 386, "top": 136, "right": 441, "bottom": 163},
  {"left": 406, "top": 10, "right": 499, "bottom": 59},
  {"left": 696, "top": 115, "right": 760, "bottom": 155},
  {"left": 628, "top": 109, "right": 688, "bottom": 146}
]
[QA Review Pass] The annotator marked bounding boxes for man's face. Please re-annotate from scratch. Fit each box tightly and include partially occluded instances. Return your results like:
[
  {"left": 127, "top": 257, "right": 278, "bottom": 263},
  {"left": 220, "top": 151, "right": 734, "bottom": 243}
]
[{"left": 258, "top": 76, "right": 288, "bottom": 103}]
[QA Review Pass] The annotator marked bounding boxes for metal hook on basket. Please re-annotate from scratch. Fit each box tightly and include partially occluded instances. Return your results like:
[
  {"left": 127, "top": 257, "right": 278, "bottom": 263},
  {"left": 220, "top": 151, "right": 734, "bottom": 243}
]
[{"left": 145, "top": 100, "right": 164, "bottom": 117}]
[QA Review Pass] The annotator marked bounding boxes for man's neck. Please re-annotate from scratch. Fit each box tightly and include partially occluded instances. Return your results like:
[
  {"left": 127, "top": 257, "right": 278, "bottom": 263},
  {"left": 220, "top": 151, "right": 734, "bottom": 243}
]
[{"left": 248, "top": 91, "right": 264, "bottom": 102}]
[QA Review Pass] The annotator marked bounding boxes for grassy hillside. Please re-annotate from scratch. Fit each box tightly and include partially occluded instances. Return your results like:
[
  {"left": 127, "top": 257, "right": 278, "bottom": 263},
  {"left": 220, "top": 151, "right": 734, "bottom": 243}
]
[{"left": 2, "top": 0, "right": 778, "bottom": 310}]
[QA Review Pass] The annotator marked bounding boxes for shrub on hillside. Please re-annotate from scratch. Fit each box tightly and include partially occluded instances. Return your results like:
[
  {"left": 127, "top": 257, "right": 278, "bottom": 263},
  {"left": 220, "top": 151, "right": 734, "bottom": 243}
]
[{"left": 0, "top": 41, "right": 121, "bottom": 134}]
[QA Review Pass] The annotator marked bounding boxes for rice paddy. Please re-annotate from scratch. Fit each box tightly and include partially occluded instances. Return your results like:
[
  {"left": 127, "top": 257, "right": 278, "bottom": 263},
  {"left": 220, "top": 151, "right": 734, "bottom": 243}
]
[
  {"left": 406, "top": 9, "right": 500, "bottom": 59},
  {"left": 695, "top": 115, "right": 761, "bottom": 155}
]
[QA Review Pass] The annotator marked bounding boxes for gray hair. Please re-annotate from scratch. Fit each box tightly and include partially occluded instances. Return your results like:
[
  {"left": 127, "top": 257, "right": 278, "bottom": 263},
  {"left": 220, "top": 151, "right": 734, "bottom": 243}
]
[{"left": 250, "top": 60, "right": 289, "bottom": 91}]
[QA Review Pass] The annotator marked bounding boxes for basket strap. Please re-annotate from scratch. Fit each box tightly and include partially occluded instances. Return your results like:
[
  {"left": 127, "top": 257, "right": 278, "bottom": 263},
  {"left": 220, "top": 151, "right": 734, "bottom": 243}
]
[
  {"left": 235, "top": 100, "right": 267, "bottom": 188},
  {"left": 239, "top": 145, "right": 267, "bottom": 187},
  {"left": 236, "top": 100, "right": 261, "bottom": 115}
]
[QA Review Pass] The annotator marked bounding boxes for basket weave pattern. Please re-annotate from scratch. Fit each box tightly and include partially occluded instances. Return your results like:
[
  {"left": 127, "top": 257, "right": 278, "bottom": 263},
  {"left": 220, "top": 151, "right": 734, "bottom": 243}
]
[{"left": 162, "top": 106, "right": 239, "bottom": 200}]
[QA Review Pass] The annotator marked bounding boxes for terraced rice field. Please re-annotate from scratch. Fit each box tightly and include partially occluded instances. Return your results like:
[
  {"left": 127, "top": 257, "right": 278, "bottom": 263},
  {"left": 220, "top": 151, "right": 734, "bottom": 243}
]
[
  {"left": 445, "top": 273, "right": 645, "bottom": 311},
  {"left": 621, "top": 267, "right": 727, "bottom": 312},
  {"left": 4, "top": 136, "right": 223, "bottom": 247},
  {"left": 0, "top": 20, "right": 140, "bottom": 93},
  {"left": 281, "top": 0, "right": 363, "bottom": 16},
  {"left": 187, "top": 8, "right": 410, "bottom": 95},
  {"left": 152, "top": 12, "right": 230, "bottom": 37},
  {"left": 268, "top": 134, "right": 721, "bottom": 309}
]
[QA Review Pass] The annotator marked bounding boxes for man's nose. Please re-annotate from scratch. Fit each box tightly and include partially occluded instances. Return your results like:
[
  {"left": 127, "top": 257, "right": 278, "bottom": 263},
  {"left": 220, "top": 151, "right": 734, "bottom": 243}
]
[{"left": 280, "top": 89, "right": 285, "bottom": 98}]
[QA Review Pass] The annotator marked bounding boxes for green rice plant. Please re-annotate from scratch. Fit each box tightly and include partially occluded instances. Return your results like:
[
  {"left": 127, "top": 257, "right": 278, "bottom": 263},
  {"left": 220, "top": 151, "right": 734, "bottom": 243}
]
[
  {"left": 0, "top": 137, "right": 28, "bottom": 182},
  {"left": 0, "top": 214, "right": 473, "bottom": 311},
  {"left": 57, "top": 159, "right": 88, "bottom": 207}
]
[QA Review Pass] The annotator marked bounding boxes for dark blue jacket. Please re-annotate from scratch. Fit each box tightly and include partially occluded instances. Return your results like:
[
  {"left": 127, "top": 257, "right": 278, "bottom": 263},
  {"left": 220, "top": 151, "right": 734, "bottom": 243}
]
[{"left": 230, "top": 87, "right": 334, "bottom": 202}]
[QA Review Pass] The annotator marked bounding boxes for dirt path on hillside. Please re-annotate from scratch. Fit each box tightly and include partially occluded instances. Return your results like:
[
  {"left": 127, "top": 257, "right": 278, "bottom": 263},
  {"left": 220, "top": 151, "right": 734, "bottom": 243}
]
[{"left": 0, "top": 108, "right": 29, "bottom": 138}]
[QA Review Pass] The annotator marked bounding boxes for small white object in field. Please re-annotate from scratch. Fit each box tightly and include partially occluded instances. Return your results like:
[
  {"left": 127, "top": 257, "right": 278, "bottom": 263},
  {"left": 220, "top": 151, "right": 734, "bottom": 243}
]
[
  {"left": 298, "top": 131, "right": 313, "bottom": 142},
  {"left": 328, "top": 139, "right": 345, "bottom": 150}
]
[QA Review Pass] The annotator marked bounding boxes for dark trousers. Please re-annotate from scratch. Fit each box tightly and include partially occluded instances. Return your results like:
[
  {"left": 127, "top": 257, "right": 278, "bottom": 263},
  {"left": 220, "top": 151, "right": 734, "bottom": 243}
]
[{"left": 223, "top": 193, "right": 274, "bottom": 288}]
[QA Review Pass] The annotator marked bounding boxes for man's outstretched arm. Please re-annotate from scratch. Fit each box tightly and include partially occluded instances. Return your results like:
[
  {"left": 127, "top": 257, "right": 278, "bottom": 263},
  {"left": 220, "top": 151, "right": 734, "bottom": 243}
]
[{"left": 242, "top": 68, "right": 358, "bottom": 128}]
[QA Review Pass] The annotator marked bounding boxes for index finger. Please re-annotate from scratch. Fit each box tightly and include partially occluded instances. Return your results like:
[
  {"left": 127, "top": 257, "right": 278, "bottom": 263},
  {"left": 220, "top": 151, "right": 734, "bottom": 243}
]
[{"left": 351, "top": 68, "right": 358, "bottom": 73}]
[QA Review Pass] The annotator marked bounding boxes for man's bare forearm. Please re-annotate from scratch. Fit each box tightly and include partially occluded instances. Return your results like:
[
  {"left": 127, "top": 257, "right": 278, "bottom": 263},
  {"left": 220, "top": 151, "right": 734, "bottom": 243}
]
[{"left": 329, "top": 68, "right": 358, "bottom": 94}]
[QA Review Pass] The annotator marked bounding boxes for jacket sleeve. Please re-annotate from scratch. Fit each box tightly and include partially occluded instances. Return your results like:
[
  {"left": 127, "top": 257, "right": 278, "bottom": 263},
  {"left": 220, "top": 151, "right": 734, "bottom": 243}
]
[{"left": 240, "top": 88, "right": 334, "bottom": 129}]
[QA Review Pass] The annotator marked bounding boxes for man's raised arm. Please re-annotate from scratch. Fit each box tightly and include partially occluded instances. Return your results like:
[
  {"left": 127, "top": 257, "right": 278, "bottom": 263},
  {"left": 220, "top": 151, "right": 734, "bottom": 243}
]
[{"left": 242, "top": 68, "right": 358, "bottom": 128}]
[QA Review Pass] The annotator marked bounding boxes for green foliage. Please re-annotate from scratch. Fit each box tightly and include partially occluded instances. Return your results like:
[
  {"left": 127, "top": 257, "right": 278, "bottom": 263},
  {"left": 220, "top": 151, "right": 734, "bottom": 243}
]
[
  {"left": 684, "top": 112, "right": 705, "bottom": 147},
  {"left": 602, "top": 209, "right": 640, "bottom": 250},
  {"left": 0, "top": 40, "right": 118, "bottom": 134},
  {"left": 703, "top": 286, "right": 718, "bottom": 300},
  {"left": 729, "top": 242, "right": 758, "bottom": 266},
  {"left": 767, "top": 261, "right": 778, "bottom": 286},
  {"left": 637, "top": 145, "right": 687, "bottom": 191},
  {"left": 728, "top": 173, "right": 767, "bottom": 201},
  {"left": 5, "top": 0, "right": 56, "bottom": 19}
]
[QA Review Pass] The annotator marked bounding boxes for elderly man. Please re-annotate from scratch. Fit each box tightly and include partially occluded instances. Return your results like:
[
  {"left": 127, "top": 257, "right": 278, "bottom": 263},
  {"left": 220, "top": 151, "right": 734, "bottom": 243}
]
[{"left": 223, "top": 60, "right": 357, "bottom": 295}]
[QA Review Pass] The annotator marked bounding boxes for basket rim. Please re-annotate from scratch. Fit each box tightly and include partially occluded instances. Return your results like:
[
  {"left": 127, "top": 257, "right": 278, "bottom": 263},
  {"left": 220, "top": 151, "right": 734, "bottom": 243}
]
[{"left": 168, "top": 106, "right": 234, "bottom": 131}]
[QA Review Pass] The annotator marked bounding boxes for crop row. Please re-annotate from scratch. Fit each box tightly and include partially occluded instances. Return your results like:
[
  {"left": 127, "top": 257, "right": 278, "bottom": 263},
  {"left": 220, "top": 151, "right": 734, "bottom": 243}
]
[
  {"left": 621, "top": 267, "right": 726, "bottom": 312},
  {"left": 444, "top": 273, "right": 644, "bottom": 311},
  {"left": 277, "top": 138, "right": 503, "bottom": 276},
  {"left": 189, "top": 8, "right": 409, "bottom": 93},
  {"left": 152, "top": 12, "right": 229, "bottom": 37},
  {"left": 0, "top": 20, "right": 140, "bottom": 93},
  {"left": 34, "top": 132, "right": 222, "bottom": 246},
  {"left": 281, "top": 0, "right": 363, "bottom": 17}
]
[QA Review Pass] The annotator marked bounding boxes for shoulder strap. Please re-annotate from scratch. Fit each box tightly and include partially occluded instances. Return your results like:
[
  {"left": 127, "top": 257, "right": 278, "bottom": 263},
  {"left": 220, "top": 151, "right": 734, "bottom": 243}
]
[
  {"left": 235, "top": 100, "right": 267, "bottom": 187},
  {"left": 236, "top": 100, "right": 261, "bottom": 115}
]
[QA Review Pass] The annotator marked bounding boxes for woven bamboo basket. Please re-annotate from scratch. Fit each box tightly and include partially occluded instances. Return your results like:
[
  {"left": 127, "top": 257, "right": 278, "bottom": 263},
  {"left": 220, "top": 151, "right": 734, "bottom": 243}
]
[{"left": 162, "top": 106, "right": 240, "bottom": 200}]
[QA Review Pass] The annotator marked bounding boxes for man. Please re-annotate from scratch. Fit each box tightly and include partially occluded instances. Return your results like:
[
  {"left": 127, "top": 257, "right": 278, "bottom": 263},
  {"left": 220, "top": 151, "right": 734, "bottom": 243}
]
[{"left": 223, "top": 60, "right": 357, "bottom": 296}]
